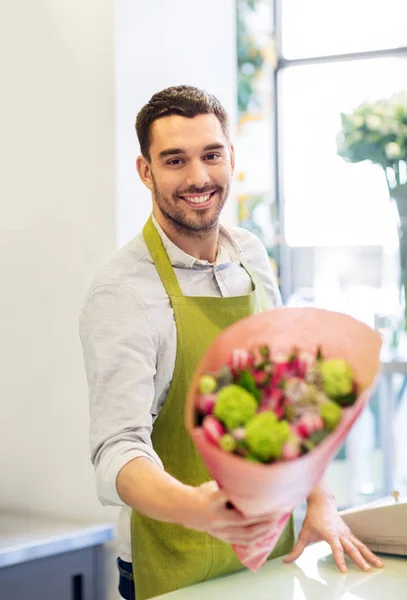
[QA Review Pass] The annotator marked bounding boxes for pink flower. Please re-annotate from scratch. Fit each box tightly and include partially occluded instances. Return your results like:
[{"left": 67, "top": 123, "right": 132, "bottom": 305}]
[
  {"left": 294, "top": 358, "right": 310, "bottom": 378},
  {"left": 253, "top": 369, "right": 269, "bottom": 386},
  {"left": 231, "top": 427, "right": 246, "bottom": 441},
  {"left": 228, "top": 348, "right": 253, "bottom": 372},
  {"left": 272, "top": 352, "right": 315, "bottom": 385},
  {"left": 260, "top": 388, "right": 284, "bottom": 417},
  {"left": 283, "top": 377, "right": 307, "bottom": 403},
  {"left": 272, "top": 361, "right": 291, "bottom": 386},
  {"left": 197, "top": 394, "right": 216, "bottom": 415},
  {"left": 271, "top": 360, "right": 304, "bottom": 387},
  {"left": 298, "top": 352, "right": 315, "bottom": 377},
  {"left": 202, "top": 415, "right": 225, "bottom": 445},
  {"left": 294, "top": 413, "right": 324, "bottom": 439},
  {"left": 282, "top": 436, "right": 302, "bottom": 460}
]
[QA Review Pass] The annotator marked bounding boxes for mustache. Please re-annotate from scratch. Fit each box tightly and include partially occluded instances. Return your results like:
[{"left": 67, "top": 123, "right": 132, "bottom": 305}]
[{"left": 176, "top": 184, "right": 223, "bottom": 196}]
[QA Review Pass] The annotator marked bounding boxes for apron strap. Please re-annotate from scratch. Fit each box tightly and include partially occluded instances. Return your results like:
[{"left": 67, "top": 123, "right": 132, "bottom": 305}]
[
  {"left": 143, "top": 215, "right": 270, "bottom": 307},
  {"left": 143, "top": 216, "right": 183, "bottom": 297},
  {"left": 241, "top": 259, "right": 272, "bottom": 310}
]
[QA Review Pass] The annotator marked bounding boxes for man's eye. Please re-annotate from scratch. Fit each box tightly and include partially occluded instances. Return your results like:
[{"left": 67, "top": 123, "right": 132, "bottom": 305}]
[
  {"left": 167, "top": 158, "right": 183, "bottom": 166},
  {"left": 205, "top": 153, "right": 221, "bottom": 161}
]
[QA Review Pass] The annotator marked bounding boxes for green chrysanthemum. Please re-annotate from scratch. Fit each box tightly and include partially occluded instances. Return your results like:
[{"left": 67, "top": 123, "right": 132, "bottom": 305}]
[
  {"left": 213, "top": 385, "right": 257, "bottom": 431},
  {"left": 320, "top": 401, "right": 342, "bottom": 431},
  {"left": 245, "top": 412, "right": 290, "bottom": 462},
  {"left": 320, "top": 359, "right": 353, "bottom": 398}
]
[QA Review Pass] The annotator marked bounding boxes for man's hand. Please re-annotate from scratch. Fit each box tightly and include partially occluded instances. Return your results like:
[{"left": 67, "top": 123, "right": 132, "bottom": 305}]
[
  {"left": 117, "top": 458, "right": 281, "bottom": 548},
  {"left": 283, "top": 484, "right": 384, "bottom": 573},
  {"left": 182, "top": 481, "right": 282, "bottom": 547}
]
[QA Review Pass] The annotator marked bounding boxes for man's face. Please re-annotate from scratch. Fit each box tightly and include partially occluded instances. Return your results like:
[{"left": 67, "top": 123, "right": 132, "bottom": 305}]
[{"left": 138, "top": 114, "right": 234, "bottom": 236}]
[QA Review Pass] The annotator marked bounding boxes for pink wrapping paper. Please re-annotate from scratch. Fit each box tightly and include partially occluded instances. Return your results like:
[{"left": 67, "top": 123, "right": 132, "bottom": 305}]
[{"left": 185, "top": 307, "right": 382, "bottom": 571}]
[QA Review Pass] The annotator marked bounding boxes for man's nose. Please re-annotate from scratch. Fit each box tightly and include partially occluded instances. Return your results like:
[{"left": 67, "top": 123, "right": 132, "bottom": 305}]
[{"left": 184, "top": 160, "right": 210, "bottom": 189}]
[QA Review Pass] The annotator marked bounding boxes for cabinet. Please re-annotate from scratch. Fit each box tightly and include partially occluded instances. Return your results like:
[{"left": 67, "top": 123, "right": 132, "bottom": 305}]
[{"left": 0, "top": 513, "right": 114, "bottom": 600}]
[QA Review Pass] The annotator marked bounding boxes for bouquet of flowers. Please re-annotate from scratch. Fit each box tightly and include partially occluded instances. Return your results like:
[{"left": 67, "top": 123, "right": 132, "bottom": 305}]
[
  {"left": 336, "top": 91, "right": 407, "bottom": 172},
  {"left": 185, "top": 307, "right": 382, "bottom": 571},
  {"left": 197, "top": 346, "right": 356, "bottom": 464}
]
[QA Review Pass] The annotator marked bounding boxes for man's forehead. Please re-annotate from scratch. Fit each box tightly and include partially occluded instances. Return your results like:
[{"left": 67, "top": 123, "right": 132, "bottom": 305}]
[{"left": 150, "top": 113, "right": 226, "bottom": 154}]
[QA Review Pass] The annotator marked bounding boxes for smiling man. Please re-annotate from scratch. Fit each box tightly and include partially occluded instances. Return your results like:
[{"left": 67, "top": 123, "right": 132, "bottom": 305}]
[
  {"left": 80, "top": 86, "right": 382, "bottom": 600},
  {"left": 136, "top": 96, "right": 233, "bottom": 263}
]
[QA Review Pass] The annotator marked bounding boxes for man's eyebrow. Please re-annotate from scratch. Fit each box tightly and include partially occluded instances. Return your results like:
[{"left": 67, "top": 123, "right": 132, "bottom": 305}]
[
  {"left": 158, "top": 143, "right": 226, "bottom": 159},
  {"left": 159, "top": 148, "right": 185, "bottom": 158},
  {"left": 203, "top": 143, "right": 226, "bottom": 152}
]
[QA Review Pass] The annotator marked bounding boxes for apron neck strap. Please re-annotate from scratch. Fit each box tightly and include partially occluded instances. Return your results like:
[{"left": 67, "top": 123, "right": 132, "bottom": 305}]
[
  {"left": 240, "top": 259, "right": 271, "bottom": 309},
  {"left": 143, "top": 215, "right": 268, "bottom": 306},
  {"left": 143, "top": 216, "right": 183, "bottom": 297}
]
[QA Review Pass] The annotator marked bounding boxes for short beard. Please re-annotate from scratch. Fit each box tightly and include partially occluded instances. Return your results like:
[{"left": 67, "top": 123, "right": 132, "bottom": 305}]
[{"left": 152, "top": 175, "right": 229, "bottom": 238}]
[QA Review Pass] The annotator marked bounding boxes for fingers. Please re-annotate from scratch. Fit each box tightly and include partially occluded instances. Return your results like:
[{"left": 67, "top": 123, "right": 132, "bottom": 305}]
[
  {"left": 215, "top": 508, "right": 282, "bottom": 528},
  {"left": 225, "top": 523, "right": 277, "bottom": 546},
  {"left": 329, "top": 538, "right": 348, "bottom": 573},
  {"left": 332, "top": 536, "right": 384, "bottom": 573},
  {"left": 350, "top": 536, "right": 384, "bottom": 568},
  {"left": 283, "top": 532, "right": 308, "bottom": 563},
  {"left": 341, "top": 537, "right": 374, "bottom": 572},
  {"left": 202, "top": 481, "right": 227, "bottom": 506},
  {"left": 210, "top": 515, "right": 284, "bottom": 547}
]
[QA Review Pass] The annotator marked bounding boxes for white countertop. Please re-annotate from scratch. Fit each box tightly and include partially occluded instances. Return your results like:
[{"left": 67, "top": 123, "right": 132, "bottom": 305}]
[
  {"left": 151, "top": 542, "right": 406, "bottom": 599},
  {"left": 0, "top": 511, "right": 115, "bottom": 568}
]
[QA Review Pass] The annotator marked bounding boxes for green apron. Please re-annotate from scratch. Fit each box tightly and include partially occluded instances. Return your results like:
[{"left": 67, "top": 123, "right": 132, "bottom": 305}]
[{"left": 131, "top": 216, "right": 294, "bottom": 600}]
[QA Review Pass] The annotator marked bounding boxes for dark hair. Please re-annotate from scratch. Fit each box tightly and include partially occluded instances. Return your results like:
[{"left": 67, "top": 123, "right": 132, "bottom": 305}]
[{"left": 135, "top": 85, "right": 230, "bottom": 161}]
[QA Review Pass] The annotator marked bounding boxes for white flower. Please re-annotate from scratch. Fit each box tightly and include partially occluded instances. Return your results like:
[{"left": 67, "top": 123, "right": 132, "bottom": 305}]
[
  {"left": 350, "top": 130, "right": 363, "bottom": 143},
  {"left": 352, "top": 114, "right": 364, "bottom": 128},
  {"left": 390, "top": 91, "right": 407, "bottom": 106},
  {"left": 366, "top": 115, "right": 382, "bottom": 130},
  {"left": 385, "top": 142, "right": 402, "bottom": 160},
  {"left": 373, "top": 104, "right": 385, "bottom": 116}
]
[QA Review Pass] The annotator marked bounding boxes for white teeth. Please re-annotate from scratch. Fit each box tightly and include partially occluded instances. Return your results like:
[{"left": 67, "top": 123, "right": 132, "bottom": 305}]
[{"left": 183, "top": 194, "right": 211, "bottom": 204}]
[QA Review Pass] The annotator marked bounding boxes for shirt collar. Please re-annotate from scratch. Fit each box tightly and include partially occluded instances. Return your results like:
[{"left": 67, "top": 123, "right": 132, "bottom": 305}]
[{"left": 151, "top": 215, "right": 241, "bottom": 268}]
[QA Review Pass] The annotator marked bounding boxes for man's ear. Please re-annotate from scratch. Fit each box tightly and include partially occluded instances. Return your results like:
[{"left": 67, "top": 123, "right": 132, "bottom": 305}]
[
  {"left": 229, "top": 144, "right": 235, "bottom": 175},
  {"left": 136, "top": 155, "right": 154, "bottom": 191}
]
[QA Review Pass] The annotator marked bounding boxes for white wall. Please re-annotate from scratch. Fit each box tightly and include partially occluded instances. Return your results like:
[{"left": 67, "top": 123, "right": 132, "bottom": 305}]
[
  {"left": 0, "top": 1, "right": 237, "bottom": 598},
  {"left": 0, "top": 0, "right": 117, "bottom": 518},
  {"left": 0, "top": 0, "right": 119, "bottom": 597},
  {"left": 114, "top": 0, "right": 238, "bottom": 247}
]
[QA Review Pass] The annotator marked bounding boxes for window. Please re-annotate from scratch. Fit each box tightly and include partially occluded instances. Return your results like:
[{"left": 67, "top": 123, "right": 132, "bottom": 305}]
[
  {"left": 280, "top": 56, "right": 406, "bottom": 247},
  {"left": 281, "top": 0, "right": 407, "bottom": 59},
  {"left": 273, "top": 1, "right": 407, "bottom": 504},
  {"left": 237, "top": 0, "right": 407, "bottom": 506}
]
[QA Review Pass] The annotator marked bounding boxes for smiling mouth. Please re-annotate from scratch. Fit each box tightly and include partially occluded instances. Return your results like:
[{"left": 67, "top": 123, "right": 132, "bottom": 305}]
[{"left": 179, "top": 191, "right": 216, "bottom": 205}]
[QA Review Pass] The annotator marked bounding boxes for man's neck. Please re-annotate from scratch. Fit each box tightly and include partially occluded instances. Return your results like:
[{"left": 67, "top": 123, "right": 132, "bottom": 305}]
[{"left": 153, "top": 208, "right": 219, "bottom": 263}]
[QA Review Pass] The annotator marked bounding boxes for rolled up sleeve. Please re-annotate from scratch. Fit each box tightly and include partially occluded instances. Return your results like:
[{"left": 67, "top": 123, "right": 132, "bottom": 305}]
[{"left": 79, "top": 283, "right": 164, "bottom": 507}]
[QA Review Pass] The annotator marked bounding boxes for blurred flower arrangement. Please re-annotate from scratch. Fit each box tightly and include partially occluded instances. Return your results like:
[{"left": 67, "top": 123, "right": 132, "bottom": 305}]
[
  {"left": 337, "top": 91, "right": 407, "bottom": 330},
  {"left": 237, "top": 0, "right": 266, "bottom": 117},
  {"left": 196, "top": 345, "right": 356, "bottom": 464}
]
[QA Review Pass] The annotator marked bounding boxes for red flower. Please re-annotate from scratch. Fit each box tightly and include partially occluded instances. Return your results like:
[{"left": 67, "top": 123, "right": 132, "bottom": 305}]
[
  {"left": 253, "top": 369, "right": 270, "bottom": 386},
  {"left": 197, "top": 394, "right": 217, "bottom": 415},
  {"left": 260, "top": 388, "right": 285, "bottom": 418},
  {"left": 202, "top": 416, "right": 225, "bottom": 445},
  {"left": 293, "top": 413, "right": 324, "bottom": 439}
]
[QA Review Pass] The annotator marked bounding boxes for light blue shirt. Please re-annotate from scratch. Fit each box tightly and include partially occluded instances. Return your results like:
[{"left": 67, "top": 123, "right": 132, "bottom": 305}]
[{"left": 79, "top": 216, "right": 281, "bottom": 560}]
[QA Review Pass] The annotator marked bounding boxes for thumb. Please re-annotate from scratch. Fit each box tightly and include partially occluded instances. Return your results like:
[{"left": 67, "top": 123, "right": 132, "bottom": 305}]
[
  {"left": 201, "top": 480, "right": 219, "bottom": 493},
  {"left": 201, "top": 480, "right": 227, "bottom": 505},
  {"left": 283, "top": 534, "right": 308, "bottom": 563}
]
